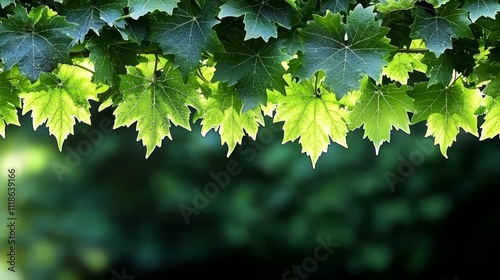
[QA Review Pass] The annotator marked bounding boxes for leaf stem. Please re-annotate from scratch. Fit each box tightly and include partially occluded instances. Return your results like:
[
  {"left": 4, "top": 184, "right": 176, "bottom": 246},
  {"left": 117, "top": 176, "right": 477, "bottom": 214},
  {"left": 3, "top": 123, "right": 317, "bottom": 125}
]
[
  {"left": 314, "top": 72, "right": 320, "bottom": 97},
  {"left": 154, "top": 54, "right": 159, "bottom": 73},
  {"left": 197, "top": 69, "right": 210, "bottom": 83},
  {"left": 73, "top": 63, "right": 95, "bottom": 74},
  {"left": 449, "top": 71, "right": 463, "bottom": 87}
]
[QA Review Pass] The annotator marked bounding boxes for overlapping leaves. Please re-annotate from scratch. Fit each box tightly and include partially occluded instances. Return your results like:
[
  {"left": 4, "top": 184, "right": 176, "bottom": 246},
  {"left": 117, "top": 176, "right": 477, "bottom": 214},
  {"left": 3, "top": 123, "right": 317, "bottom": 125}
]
[
  {"left": 0, "top": 0, "right": 500, "bottom": 167},
  {"left": 0, "top": 72, "right": 20, "bottom": 138}
]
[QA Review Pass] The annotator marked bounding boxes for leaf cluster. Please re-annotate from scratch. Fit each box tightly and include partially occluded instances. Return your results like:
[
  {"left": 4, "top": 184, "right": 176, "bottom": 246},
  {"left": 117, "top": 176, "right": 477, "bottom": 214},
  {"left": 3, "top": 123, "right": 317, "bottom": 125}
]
[{"left": 1, "top": 0, "right": 500, "bottom": 167}]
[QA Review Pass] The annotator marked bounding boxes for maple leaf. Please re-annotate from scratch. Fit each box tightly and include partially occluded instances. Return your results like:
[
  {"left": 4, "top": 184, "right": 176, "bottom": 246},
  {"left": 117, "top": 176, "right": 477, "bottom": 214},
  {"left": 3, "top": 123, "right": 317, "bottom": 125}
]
[
  {"left": 425, "top": 0, "right": 450, "bottom": 7},
  {"left": 463, "top": 0, "right": 500, "bottom": 22},
  {"left": 273, "top": 75, "right": 349, "bottom": 168},
  {"left": 149, "top": 0, "right": 223, "bottom": 80},
  {"left": 86, "top": 29, "right": 141, "bottom": 85},
  {"left": 410, "top": 2, "right": 473, "bottom": 56},
  {"left": 423, "top": 51, "right": 453, "bottom": 86},
  {"left": 62, "top": 0, "right": 128, "bottom": 43},
  {"left": 375, "top": 0, "right": 417, "bottom": 13},
  {"left": 218, "top": 0, "right": 295, "bottom": 42},
  {"left": 320, "top": 0, "right": 350, "bottom": 14},
  {"left": 383, "top": 52, "right": 426, "bottom": 84},
  {"left": 0, "top": 0, "right": 13, "bottom": 8},
  {"left": 127, "top": 0, "right": 180, "bottom": 19},
  {"left": 382, "top": 40, "right": 427, "bottom": 85},
  {"left": 197, "top": 81, "right": 264, "bottom": 156},
  {"left": 113, "top": 55, "right": 200, "bottom": 158},
  {"left": 484, "top": 76, "right": 500, "bottom": 97},
  {"left": 0, "top": 72, "right": 21, "bottom": 138},
  {"left": 408, "top": 80, "right": 482, "bottom": 157},
  {"left": 480, "top": 96, "right": 500, "bottom": 140},
  {"left": 20, "top": 61, "right": 105, "bottom": 150},
  {"left": 213, "top": 38, "right": 291, "bottom": 111},
  {"left": 0, "top": 6, "right": 76, "bottom": 81},
  {"left": 291, "top": 4, "right": 396, "bottom": 99},
  {"left": 281, "top": 29, "right": 304, "bottom": 56},
  {"left": 350, "top": 78, "right": 414, "bottom": 154}
]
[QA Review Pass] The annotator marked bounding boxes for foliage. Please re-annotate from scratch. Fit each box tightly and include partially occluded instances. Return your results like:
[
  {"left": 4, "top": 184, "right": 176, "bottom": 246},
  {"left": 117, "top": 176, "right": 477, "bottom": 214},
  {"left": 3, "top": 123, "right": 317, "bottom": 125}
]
[{"left": 1, "top": 0, "right": 500, "bottom": 167}]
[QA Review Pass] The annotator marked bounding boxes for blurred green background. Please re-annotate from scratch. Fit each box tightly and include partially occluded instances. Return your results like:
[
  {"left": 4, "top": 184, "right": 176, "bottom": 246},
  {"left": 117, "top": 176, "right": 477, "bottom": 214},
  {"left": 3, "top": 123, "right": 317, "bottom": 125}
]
[{"left": 1, "top": 101, "right": 499, "bottom": 280}]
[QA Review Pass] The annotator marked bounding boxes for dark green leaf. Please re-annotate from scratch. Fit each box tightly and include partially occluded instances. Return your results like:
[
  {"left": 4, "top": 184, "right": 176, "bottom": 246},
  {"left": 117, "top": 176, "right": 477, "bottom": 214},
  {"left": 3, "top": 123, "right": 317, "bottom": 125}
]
[
  {"left": 127, "top": 0, "right": 179, "bottom": 19},
  {"left": 86, "top": 29, "right": 141, "bottom": 85},
  {"left": 218, "top": 0, "right": 295, "bottom": 42},
  {"left": 410, "top": 2, "right": 473, "bottom": 56},
  {"left": 149, "top": 0, "right": 222, "bottom": 80},
  {"left": 0, "top": 6, "right": 76, "bottom": 81},
  {"left": 62, "top": 0, "right": 128, "bottom": 43},
  {"left": 213, "top": 38, "right": 291, "bottom": 111},
  {"left": 292, "top": 5, "right": 396, "bottom": 98}
]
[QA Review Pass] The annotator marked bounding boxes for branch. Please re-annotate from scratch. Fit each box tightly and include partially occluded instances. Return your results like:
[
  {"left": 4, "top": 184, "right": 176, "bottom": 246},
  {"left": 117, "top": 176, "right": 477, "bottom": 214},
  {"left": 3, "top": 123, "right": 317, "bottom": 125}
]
[{"left": 396, "top": 48, "right": 428, "bottom": 53}]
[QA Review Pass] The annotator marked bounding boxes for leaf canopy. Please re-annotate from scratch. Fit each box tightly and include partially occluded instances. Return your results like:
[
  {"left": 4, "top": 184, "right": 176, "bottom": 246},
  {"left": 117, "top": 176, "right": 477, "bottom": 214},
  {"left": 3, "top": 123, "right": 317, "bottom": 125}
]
[{"left": 1, "top": 0, "right": 500, "bottom": 166}]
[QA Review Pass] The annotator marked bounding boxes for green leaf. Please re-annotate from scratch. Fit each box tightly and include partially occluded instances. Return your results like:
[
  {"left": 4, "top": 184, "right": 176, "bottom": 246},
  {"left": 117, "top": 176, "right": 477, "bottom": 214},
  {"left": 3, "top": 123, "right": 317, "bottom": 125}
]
[
  {"left": 0, "top": 72, "right": 20, "bottom": 138},
  {"left": 422, "top": 51, "right": 453, "bottom": 86},
  {"left": 273, "top": 75, "right": 349, "bottom": 168},
  {"left": 0, "top": 6, "right": 76, "bottom": 81},
  {"left": 198, "top": 82, "right": 264, "bottom": 156},
  {"left": 463, "top": 0, "right": 500, "bottom": 22},
  {"left": 86, "top": 29, "right": 141, "bottom": 85},
  {"left": 292, "top": 5, "right": 396, "bottom": 98},
  {"left": 20, "top": 61, "right": 104, "bottom": 150},
  {"left": 62, "top": 0, "right": 128, "bottom": 43},
  {"left": 218, "top": 0, "right": 295, "bottom": 42},
  {"left": 320, "top": 0, "right": 349, "bottom": 14},
  {"left": 281, "top": 29, "right": 304, "bottom": 56},
  {"left": 383, "top": 52, "right": 426, "bottom": 84},
  {"left": 0, "top": 0, "right": 14, "bottom": 8},
  {"left": 213, "top": 38, "right": 291, "bottom": 111},
  {"left": 375, "top": 0, "right": 417, "bottom": 13},
  {"left": 350, "top": 79, "right": 414, "bottom": 154},
  {"left": 480, "top": 96, "right": 500, "bottom": 140},
  {"left": 484, "top": 77, "right": 500, "bottom": 97},
  {"left": 127, "top": 0, "right": 180, "bottom": 19},
  {"left": 408, "top": 80, "right": 482, "bottom": 157},
  {"left": 425, "top": 0, "right": 450, "bottom": 7},
  {"left": 467, "top": 47, "right": 500, "bottom": 85},
  {"left": 149, "top": 0, "right": 222, "bottom": 80},
  {"left": 410, "top": 2, "right": 474, "bottom": 56},
  {"left": 113, "top": 55, "right": 200, "bottom": 158}
]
